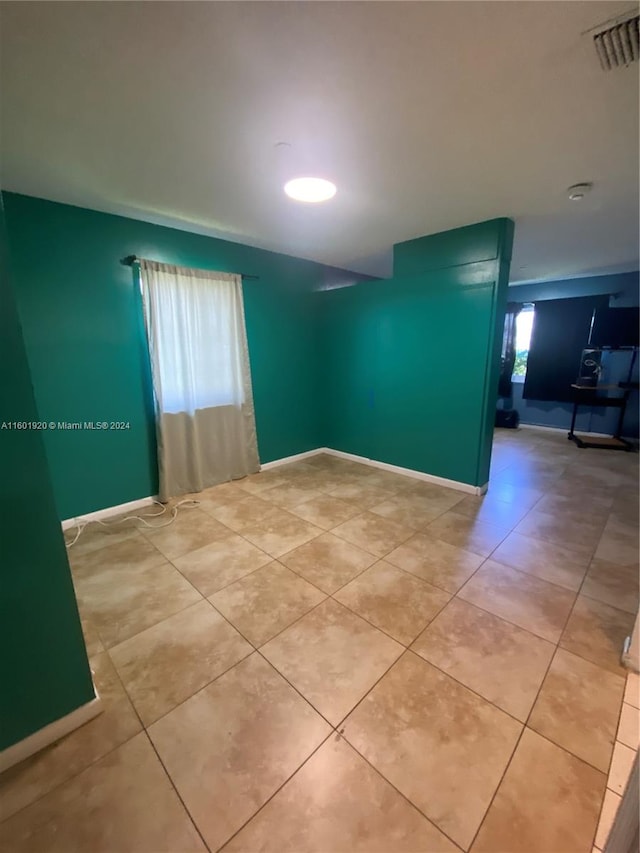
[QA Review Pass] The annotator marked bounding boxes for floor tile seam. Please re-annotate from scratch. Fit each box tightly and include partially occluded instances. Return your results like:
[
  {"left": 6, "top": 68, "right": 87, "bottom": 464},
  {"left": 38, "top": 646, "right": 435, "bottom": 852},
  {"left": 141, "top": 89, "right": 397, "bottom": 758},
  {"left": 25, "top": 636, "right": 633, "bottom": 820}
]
[
  {"left": 541, "top": 646, "right": 628, "bottom": 689},
  {"left": 0, "top": 727, "right": 144, "bottom": 830},
  {"left": 438, "top": 594, "right": 561, "bottom": 655},
  {"left": 598, "top": 700, "right": 634, "bottom": 804},
  {"left": 325, "top": 519, "right": 416, "bottom": 560},
  {"left": 89, "top": 591, "right": 206, "bottom": 654},
  {"left": 353, "top": 557, "right": 460, "bottom": 600},
  {"left": 284, "top": 504, "right": 362, "bottom": 531},
  {"left": 208, "top": 580, "right": 331, "bottom": 646},
  {"left": 69, "top": 539, "right": 170, "bottom": 579},
  {"left": 467, "top": 723, "right": 608, "bottom": 853},
  {"left": 412, "top": 520, "right": 516, "bottom": 565},
  {"left": 485, "top": 552, "right": 588, "bottom": 595},
  {"left": 167, "top": 498, "right": 320, "bottom": 577},
  {"left": 446, "top": 505, "right": 528, "bottom": 528},
  {"left": 208, "top": 514, "right": 327, "bottom": 563},
  {"left": 252, "top": 647, "right": 341, "bottom": 730},
  {"left": 519, "top": 593, "right": 604, "bottom": 736},
  {"left": 569, "top": 538, "right": 639, "bottom": 622},
  {"left": 98, "top": 556, "right": 262, "bottom": 708},
  {"left": 326, "top": 735, "right": 465, "bottom": 853},
  {"left": 136, "top": 510, "right": 234, "bottom": 562},
  {"left": 117, "top": 639, "right": 256, "bottom": 731},
  {"left": 66, "top": 526, "right": 165, "bottom": 563},
  {"left": 281, "top": 553, "right": 382, "bottom": 598},
  {"left": 213, "top": 730, "right": 337, "bottom": 853},
  {"left": 606, "top": 740, "right": 639, "bottom": 797},
  {"left": 508, "top": 522, "right": 602, "bottom": 562},
  {"left": 211, "top": 576, "right": 546, "bottom": 744},
  {"left": 140, "top": 729, "right": 213, "bottom": 852},
  {"left": 464, "top": 718, "right": 529, "bottom": 853},
  {"left": 556, "top": 637, "right": 633, "bottom": 679},
  {"left": 209, "top": 592, "right": 329, "bottom": 657},
  {"left": 128, "top": 594, "right": 337, "bottom": 732},
  {"left": 434, "top": 509, "right": 515, "bottom": 539},
  {"left": 525, "top": 715, "right": 621, "bottom": 776},
  {"left": 169, "top": 554, "right": 276, "bottom": 599},
  {"left": 451, "top": 583, "right": 565, "bottom": 647},
  {"left": 340, "top": 646, "right": 527, "bottom": 851},
  {"left": 0, "top": 649, "right": 155, "bottom": 829},
  {"left": 256, "top": 492, "right": 329, "bottom": 513},
  {"left": 578, "top": 588, "right": 640, "bottom": 616},
  {"left": 105, "top": 592, "right": 228, "bottom": 666},
  {"left": 380, "top": 554, "right": 470, "bottom": 596},
  {"left": 587, "top": 546, "right": 640, "bottom": 572},
  {"left": 327, "top": 577, "right": 449, "bottom": 651},
  {"left": 589, "top": 713, "right": 628, "bottom": 853},
  {"left": 367, "top": 501, "right": 460, "bottom": 532},
  {"left": 210, "top": 498, "right": 319, "bottom": 531},
  {"left": 404, "top": 642, "right": 533, "bottom": 727},
  {"left": 140, "top": 533, "right": 230, "bottom": 564},
  {"left": 331, "top": 646, "right": 426, "bottom": 735}
]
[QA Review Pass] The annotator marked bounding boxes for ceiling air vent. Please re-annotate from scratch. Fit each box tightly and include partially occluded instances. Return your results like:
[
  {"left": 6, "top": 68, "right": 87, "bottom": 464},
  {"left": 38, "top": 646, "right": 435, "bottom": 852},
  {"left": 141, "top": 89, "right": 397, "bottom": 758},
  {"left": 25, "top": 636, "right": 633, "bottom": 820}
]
[{"left": 590, "top": 8, "right": 639, "bottom": 70}]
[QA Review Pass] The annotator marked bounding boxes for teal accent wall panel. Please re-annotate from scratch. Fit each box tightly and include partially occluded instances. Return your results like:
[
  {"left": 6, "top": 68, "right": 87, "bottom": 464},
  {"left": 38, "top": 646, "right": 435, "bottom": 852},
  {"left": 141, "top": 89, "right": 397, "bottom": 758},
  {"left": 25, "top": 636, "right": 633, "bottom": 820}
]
[
  {"left": 2, "top": 193, "right": 362, "bottom": 519},
  {"left": 0, "top": 198, "right": 94, "bottom": 751},
  {"left": 323, "top": 218, "right": 514, "bottom": 487},
  {"left": 393, "top": 218, "right": 505, "bottom": 277}
]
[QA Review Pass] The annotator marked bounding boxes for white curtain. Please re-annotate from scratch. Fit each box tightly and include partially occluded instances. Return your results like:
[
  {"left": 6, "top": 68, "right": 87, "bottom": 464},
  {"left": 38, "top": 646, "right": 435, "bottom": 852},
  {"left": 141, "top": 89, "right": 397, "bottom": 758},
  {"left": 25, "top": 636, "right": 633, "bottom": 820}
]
[{"left": 139, "top": 260, "right": 259, "bottom": 501}]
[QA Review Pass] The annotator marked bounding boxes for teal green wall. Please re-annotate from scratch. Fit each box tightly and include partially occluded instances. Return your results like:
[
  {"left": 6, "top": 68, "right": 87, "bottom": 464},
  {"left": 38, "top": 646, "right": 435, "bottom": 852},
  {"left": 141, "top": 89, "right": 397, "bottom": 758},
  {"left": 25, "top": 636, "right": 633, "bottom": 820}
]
[
  {"left": 0, "top": 197, "right": 94, "bottom": 751},
  {"left": 321, "top": 219, "right": 514, "bottom": 487},
  {"left": 3, "top": 193, "right": 367, "bottom": 520},
  {"left": 4, "top": 192, "right": 512, "bottom": 522}
]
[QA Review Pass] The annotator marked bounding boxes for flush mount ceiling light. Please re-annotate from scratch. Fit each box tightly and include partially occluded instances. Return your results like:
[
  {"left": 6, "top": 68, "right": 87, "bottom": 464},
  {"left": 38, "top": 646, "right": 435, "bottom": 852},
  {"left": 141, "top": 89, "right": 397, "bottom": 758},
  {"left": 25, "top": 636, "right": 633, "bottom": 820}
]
[
  {"left": 284, "top": 177, "right": 337, "bottom": 203},
  {"left": 567, "top": 182, "right": 593, "bottom": 201}
]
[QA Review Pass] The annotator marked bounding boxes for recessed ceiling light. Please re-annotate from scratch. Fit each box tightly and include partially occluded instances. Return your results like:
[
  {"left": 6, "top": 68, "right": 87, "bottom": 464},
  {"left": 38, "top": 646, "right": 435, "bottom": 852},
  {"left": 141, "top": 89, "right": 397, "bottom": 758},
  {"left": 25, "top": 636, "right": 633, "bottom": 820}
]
[
  {"left": 284, "top": 177, "right": 337, "bottom": 203},
  {"left": 567, "top": 182, "right": 593, "bottom": 201}
]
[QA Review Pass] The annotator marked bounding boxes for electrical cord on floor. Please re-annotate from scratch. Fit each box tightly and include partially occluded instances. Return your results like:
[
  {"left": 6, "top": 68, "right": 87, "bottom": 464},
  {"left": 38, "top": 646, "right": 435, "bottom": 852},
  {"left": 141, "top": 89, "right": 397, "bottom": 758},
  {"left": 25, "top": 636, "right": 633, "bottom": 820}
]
[{"left": 64, "top": 498, "right": 201, "bottom": 548}]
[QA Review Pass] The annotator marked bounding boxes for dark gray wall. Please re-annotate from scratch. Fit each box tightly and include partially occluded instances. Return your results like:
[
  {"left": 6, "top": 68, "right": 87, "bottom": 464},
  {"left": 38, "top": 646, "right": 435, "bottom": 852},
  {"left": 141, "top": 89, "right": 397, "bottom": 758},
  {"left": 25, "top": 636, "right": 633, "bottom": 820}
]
[{"left": 506, "top": 271, "right": 639, "bottom": 437}]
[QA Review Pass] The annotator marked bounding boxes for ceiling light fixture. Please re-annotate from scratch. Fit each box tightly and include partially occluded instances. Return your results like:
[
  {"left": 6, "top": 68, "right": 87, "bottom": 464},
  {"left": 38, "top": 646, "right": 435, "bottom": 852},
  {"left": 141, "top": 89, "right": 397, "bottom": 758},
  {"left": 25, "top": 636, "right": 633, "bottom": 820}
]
[
  {"left": 284, "top": 177, "right": 337, "bottom": 203},
  {"left": 567, "top": 182, "right": 593, "bottom": 201}
]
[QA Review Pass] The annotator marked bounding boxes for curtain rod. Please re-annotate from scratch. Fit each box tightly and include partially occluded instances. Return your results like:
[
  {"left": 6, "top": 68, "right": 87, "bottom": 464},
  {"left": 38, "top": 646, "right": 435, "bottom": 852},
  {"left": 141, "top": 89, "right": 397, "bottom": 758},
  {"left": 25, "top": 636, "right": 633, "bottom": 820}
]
[{"left": 120, "top": 255, "right": 259, "bottom": 280}]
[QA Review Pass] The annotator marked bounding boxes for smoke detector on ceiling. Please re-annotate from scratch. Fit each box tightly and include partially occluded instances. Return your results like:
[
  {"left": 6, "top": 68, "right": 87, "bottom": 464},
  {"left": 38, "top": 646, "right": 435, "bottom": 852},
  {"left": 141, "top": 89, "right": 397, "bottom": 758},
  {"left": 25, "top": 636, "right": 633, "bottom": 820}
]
[{"left": 587, "top": 8, "right": 639, "bottom": 71}]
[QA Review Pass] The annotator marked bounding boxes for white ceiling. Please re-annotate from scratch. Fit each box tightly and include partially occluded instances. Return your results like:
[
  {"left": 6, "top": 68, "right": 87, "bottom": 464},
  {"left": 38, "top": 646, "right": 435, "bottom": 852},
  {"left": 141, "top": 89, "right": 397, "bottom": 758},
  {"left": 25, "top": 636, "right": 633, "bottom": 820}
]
[{"left": 1, "top": 1, "right": 638, "bottom": 284}]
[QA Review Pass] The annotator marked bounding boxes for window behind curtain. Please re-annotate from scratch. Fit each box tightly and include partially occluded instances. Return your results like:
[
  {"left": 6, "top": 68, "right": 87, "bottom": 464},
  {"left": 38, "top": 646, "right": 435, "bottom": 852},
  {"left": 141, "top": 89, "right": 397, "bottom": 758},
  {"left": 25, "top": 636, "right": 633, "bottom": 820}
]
[
  {"left": 141, "top": 265, "right": 246, "bottom": 415},
  {"left": 139, "top": 259, "right": 259, "bottom": 500}
]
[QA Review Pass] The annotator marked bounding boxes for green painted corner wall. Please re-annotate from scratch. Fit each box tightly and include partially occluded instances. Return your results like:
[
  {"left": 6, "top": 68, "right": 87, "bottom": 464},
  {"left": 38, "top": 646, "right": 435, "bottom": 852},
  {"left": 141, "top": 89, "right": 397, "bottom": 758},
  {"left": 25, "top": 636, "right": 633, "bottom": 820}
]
[
  {"left": 321, "top": 219, "right": 514, "bottom": 487},
  {"left": 0, "top": 198, "right": 94, "bottom": 751},
  {"left": 4, "top": 192, "right": 513, "bottom": 522},
  {"left": 2, "top": 192, "right": 362, "bottom": 520}
]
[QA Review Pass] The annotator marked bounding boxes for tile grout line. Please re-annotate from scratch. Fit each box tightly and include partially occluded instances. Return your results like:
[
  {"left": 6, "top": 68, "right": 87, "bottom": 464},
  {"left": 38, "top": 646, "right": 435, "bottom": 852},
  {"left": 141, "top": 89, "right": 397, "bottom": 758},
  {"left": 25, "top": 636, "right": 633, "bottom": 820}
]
[
  {"left": 214, "top": 730, "right": 337, "bottom": 853},
  {"left": 141, "top": 729, "right": 213, "bottom": 853},
  {"left": 462, "top": 476, "right": 626, "bottom": 850},
  {"left": 45, "top": 444, "right": 638, "bottom": 852},
  {"left": 330, "top": 731, "right": 466, "bottom": 853},
  {"left": 333, "top": 647, "right": 466, "bottom": 851}
]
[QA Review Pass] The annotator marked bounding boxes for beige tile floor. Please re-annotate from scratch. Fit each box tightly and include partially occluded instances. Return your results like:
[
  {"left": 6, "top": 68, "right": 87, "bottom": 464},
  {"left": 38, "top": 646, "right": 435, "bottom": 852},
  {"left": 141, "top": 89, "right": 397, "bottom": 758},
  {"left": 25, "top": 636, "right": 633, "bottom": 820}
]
[{"left": 1, "top": 428, "right": 639, "bottom": 852}]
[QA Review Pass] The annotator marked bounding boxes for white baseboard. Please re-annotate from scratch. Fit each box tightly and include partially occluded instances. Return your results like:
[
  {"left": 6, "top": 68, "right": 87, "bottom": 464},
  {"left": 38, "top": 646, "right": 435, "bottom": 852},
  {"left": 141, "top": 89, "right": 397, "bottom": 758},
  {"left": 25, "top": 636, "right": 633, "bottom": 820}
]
[
  {"left": 62, "top": 446, "right": 484, "bottom": 530},
  {"left": 259, "top": 449, "right": 325, "bottom": 470},
  {"left": 0, "top": 691, "right": 102, "bottom": 773},
  {"left": 321, "top": 447, "right": 486, "bottom": 495},
  {"left": 61, "top": 496, "right": 157, "bottom": 531}
]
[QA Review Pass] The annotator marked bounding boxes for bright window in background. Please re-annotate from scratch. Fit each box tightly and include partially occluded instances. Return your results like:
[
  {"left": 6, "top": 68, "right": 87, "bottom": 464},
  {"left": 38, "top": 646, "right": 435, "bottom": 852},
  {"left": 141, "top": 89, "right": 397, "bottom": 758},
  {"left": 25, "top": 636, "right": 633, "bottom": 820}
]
[{"left": 512, "top": 303, "right": 535, "bottom": 379}]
